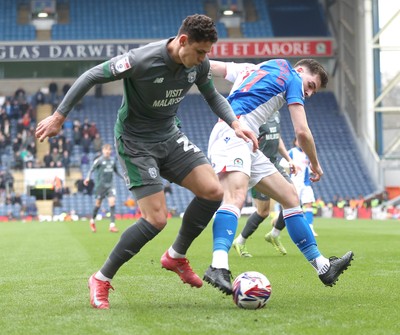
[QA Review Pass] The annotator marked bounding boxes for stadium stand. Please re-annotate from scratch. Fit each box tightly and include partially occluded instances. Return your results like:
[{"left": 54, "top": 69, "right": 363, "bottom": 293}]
[
  {"left": 0, "top": 0, "right": 378, "bottom": 218},
  {"left": 241, "top": 0, "right": 274, "bottom": 37},
  {"left": 53, "top": 92, "right": 376, "bottom": 216},
  {"left": 51, "top": 0, "right": 228, "bottom": 40},
  {"left": 267, "top": 0, "right": 330, "bottom": 37},
  {"left": 0, "top": 0, "right": 35, "bottom": 41}
]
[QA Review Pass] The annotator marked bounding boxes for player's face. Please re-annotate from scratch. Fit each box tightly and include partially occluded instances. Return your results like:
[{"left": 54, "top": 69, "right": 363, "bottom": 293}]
[
  {"left": 102, "top": 147, "right": 111, "bottom": 157},
  {"left": 301, "top": 72, "right": 322, "bottom": 98},
  {"left": 179, "top": 40, "right": 213, "bottom": 68}
]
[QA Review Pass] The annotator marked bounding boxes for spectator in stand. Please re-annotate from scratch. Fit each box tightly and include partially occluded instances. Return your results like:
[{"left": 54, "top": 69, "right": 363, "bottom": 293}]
[
  {"left": 12, "top": 133, "right": 22, "bottom": 150},
  {"left": 56, "top": 137, "right": 66, "bottom": 156},
  {"left": 81, "top": 117, "right": 91, "bottom": 131},
  {"left": 50, "top": 147, "right": 61, "bottom": 165},
  {"left": 26, "top": 141, "right": 37, "bottom": 157},
  {"left": 20, "top": 111, "right": 31, "bottom": 130},
  {"left": 0, "top": 105, "right": 9, "bottom": 132},
  {"left": 81, "top": 124, "right": 90, "bottom": 139},
  {"left": 88, "top": 122, "right": 99, "bottom": 140},
  {"left": 21, "top": 148, "right": 34, "bottom": 168},
  {"left": 49, "top": 82, "right": 58, "bottom": 106},
  {"left": 81, "top": 153, "right": 89, "bottom": 165},
  {"left": 61, "top": 150, "right": 71, "bottom": 176},
  {"left": 3, "top": 99, "right": 12, "bottom": 118},
  {"left": 43, "top": 149, "right": 53, "bottom": 167},
  {"left": 72, "top": 124, "right": 82, "bottom": 145},
  {"left": 62, "top": 83, "right": 71, "bottom": 96},
  {"left": 92, "top": 132, "right": 103, "bottom": 154},
  {"left": 64, "top": 138, "right": 73, "bottom": 155},
  {"left": 81, "top": 132, "right": 91, "bottom": 154},
  {"left": 53, "top": 175, "right": 64, "bottom": 200},
  {"left": 3, "top": 169, "right": 14, "bottom": 195},
  {"left": 0, "top": 133, "right": 10, "bottom": 163},
  {"left": 34, "top": 89, "right": 46, "bottom": 106},
  {"left": 14, "top": 88, "right": 26, "bottom": 104},
  {"left": 24, "top": 126, "right": 37, "bottom": 145}
]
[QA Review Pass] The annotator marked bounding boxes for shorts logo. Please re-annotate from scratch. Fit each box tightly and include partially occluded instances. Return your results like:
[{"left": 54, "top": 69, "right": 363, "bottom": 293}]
[
  {"left": 224, "top": 137, "right": 230, "bottom": 143},
  {"left": 187, "top": 71, "right": 197, "bottom": 83},
  {"left": 115, "top": 56, "right": 131, "bottom": 73},
  {"left": 148, "top": 167, "right": 158, "bottom": 179},
  {"left": 233, "top": 158, "right": 243, "bottom": 167}
]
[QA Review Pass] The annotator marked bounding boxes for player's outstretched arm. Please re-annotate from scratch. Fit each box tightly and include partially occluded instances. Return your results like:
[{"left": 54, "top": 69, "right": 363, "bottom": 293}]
[
  {"left": 288, "top": 103, "right": 323, "bottom": 182},
  {"left": 35, "top": 111, "right": 65, "bottom": 142}
]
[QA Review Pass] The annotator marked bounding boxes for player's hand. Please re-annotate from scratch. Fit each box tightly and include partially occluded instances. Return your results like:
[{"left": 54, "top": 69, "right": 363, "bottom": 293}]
[
  {"left": 83, "top": 178, "right": 89, "bottom": 186},
  {"left": 309, "top": 163, "right": 323, "bottom": 182},
  {"left": 35, "top": 111, "right": 66, "bottom": 142},
  {"left": 231, "top": 120, "right": 259, "bottom": 152},
  {"left": 288, "top": 161, "right": 299, "bottom": 175}
]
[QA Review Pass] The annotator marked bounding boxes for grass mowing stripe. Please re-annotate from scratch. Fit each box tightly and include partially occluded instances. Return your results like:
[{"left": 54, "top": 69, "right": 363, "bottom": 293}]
[{"left": 0, "top": 218, "right": 399, "bottom": 334}]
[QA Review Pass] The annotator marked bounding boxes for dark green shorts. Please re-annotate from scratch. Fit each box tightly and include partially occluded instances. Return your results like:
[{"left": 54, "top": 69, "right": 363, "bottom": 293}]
[
  {"left": 95, "top": 186, "right": 116, "bottom": 200},
  {"left": 115, "top": 131, "right": 209, "bottom": 199}
]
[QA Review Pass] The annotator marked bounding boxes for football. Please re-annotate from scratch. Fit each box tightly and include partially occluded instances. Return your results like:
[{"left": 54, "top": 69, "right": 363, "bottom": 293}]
[{"left": 232, "top": 271, "right": 272, "bottom": 309}]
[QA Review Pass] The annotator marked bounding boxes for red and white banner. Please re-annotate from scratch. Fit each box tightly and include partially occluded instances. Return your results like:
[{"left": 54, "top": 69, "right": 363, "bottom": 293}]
[
  {"left": 0, "top": 38, "right": 333, "bottom": 61},
  {"left": 210, "top": 39, "right": 333, "bottom": 58}
]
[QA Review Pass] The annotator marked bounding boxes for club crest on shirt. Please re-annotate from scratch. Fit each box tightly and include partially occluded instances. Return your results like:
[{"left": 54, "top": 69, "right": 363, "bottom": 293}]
[
  {"left": 148, "top": 167, "right": 158, "bottom": 179},
  {"left": 187, "top": 71, "right": 197, "bottom": 83}
]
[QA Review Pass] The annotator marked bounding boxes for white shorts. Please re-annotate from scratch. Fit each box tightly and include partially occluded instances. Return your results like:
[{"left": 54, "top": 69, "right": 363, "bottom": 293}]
[
  {"left": 208, "top": 122, "right": 277, "bottom": 188},
  {"left": 295, "top": 184, "right": 315, "bottom": 205}
]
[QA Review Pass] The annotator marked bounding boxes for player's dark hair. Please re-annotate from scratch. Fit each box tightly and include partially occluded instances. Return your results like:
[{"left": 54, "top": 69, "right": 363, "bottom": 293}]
[
  {"left": 178, "top": 14, "right": 218, "bottom": 44},
  {"left": 294, "top": 59, "right": 329, "bottom": 88}
]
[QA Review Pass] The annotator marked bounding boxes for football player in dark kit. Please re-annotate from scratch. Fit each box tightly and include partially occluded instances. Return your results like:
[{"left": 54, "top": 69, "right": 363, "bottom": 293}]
[
  {"left": 84, "top": 143, "right": 124, "bottom": 233},
  {"left": 36, "top": 14, "right": 258, "bottom": 309}
]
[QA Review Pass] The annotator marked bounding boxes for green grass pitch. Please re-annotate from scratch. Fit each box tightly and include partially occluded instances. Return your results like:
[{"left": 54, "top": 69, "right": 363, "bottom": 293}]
[{"left": 0, "top": 217, "right": 399, "bottom": 335}]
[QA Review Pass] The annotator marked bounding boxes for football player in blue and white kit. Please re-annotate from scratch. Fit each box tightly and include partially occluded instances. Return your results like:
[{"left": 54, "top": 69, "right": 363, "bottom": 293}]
[{"left": 204, "top": 59, "right": 354, "bottom": 295}]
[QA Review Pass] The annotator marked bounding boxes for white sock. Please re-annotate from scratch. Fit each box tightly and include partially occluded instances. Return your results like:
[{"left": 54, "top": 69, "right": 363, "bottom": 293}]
[
  {"left": 211, "top": 250, "right": 229, "bottom": 269},
  {"left": 94, "top": 271, "right": 112, "bottom": 282},
  {"left": 311, "top": 255, "right": 330, "bottom": 275},
  {"left": 235, "top": 234, "right": 246, "bottom": 245},
  {"left": 168, "top": 246, "right": 185, "bottom": 259},
  {"left": 109, "top": 222, "right": 115, "bottom": 228},
  {"left": 271, "top": 227, "right": 281, "bottom": 237}
]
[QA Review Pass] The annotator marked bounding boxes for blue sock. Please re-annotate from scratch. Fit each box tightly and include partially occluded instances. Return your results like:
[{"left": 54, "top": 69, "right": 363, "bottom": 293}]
[
  {"left": 212, "top": 205, "right": 240, "bottom": 252},
  {"left": 305, "top": 210, "right": 314, "bottom": 225},
  {"left": 283, "top": 207, "right": 320, "bottom": 261}
]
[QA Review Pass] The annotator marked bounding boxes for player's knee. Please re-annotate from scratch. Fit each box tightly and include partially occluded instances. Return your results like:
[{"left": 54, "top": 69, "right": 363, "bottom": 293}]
[
  {"left": 257, "top": 208, "right": 270, "bottom": 218},
  {"left": 197, "top": 182, "right": 224, "bottom": 201},
  {"left": 142, "top": 213, "right": 168, "bottom": 230}
]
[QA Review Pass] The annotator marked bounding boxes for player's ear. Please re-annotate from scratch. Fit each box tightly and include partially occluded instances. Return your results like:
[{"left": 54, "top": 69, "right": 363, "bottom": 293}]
[{"left": 179, "top": 35, "right": 188, "bottom": 46}]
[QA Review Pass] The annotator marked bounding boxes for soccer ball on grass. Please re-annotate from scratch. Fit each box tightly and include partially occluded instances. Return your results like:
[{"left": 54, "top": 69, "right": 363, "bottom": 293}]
[{"left": 232, "top": 271, "right": 272, "bottom": 309}]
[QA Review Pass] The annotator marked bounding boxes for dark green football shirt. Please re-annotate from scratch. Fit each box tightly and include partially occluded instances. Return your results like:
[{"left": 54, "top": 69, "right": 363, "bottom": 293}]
[
  {"left": 57, "top": 38, "right": 237, "bottom": 143},
  {"left": 86, "top": 155, "right": 119, "bottom": 188}
]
